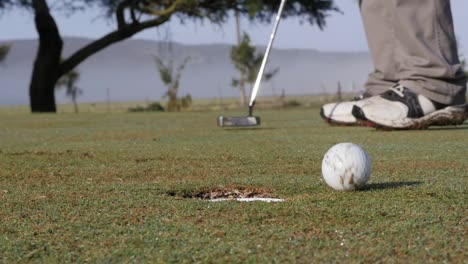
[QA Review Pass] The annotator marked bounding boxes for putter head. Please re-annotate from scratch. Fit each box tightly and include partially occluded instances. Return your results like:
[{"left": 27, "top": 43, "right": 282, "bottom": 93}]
[{"left": 217, "top": 116, "right": 261, "bottom": 127}]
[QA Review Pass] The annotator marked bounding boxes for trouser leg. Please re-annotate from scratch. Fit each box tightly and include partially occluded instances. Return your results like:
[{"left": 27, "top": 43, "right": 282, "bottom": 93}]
[
  {"left": 393, "top": 0, "right": 466, "bottom": 105},
  {"left": 361, "top": 0, "right": 466, "bottom": 104},
  {"left": 360, "top": 0, "right": 398, "bottom": 96}
]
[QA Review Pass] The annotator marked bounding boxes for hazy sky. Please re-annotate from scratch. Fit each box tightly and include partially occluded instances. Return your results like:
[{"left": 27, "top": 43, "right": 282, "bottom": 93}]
[{"left": 0, "top": 0, "right": 467, "bottom": 52}]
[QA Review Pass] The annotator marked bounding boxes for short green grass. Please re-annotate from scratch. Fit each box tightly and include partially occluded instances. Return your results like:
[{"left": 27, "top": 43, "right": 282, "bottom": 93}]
[{"left": 0, "top": 107, "right": 467, "bottom": 263}]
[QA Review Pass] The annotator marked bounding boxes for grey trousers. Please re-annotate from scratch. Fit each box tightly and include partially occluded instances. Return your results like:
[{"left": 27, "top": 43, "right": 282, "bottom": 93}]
[{"left": 360, "top": 0, "right": 467, "bottom": 105}]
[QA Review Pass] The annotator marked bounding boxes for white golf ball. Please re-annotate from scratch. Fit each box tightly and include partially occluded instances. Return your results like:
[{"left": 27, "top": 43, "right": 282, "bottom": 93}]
[{"left": 321, "top": 143, "right": 371, "bottom": 191}]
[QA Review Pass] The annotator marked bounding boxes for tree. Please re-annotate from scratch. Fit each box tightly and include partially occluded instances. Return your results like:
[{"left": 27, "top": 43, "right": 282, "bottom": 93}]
[
  {"left": 231, "top": 33, "right": 278, "bottom": 105},
  {"left": 0, "top": 44, "right": 10, "bottom": 62},
  {"left": 56, "top": 67, "right": 82, "bottom": 113},
  {"left": 336, "top": 81, "right": 342, "bottom": 102},
  {"left": 154, "top": 55, "right": 192, "bottom": 112},
  {"left": 457, "top": 40, "right": 468, "bottom": 79},
  {"left": 461, "top": 59, "right": 468, "bottom": 79},
  {"left": 0, "top": 0, "right": 337, "bottom": 113},
  {"left": 233, "top": 8, "right": 247, "bottom": 106}
]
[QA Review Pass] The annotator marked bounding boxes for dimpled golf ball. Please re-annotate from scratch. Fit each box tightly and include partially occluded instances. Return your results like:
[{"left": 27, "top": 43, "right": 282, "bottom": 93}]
[{"left": 322, "top": 143, "right": 371, "bottom": 191}]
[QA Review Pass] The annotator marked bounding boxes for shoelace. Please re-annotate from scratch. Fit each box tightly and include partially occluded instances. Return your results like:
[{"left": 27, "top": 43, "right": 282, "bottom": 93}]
[{"left": 389, "top": 85, "right": 406, "bottom": 97}]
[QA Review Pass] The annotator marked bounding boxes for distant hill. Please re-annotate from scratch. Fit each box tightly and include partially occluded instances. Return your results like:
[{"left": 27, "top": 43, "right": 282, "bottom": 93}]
[{"left": 0, "top": 37, "right": 373, "bottom": 106}]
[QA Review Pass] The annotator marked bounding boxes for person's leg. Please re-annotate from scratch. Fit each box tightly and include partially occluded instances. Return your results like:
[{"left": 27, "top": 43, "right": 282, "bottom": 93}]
[
  {"left": 393, "top": 0, "right": 466, "bottom": 105},
  {"left": 351, "top": 0, "right": 467, "bottom": 129},
  {"left": 360, "top": 0, "right": 398, "bottom": 96},
  {"left": 320, "top": 0, "right": 395, "bottom": 125},
  {"left": 322, "top": 0, "right": 467, "bottom": 128}
]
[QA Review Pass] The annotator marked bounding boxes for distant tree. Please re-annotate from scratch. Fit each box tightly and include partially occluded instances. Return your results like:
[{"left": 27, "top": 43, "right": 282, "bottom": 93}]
[
  {"left": 336, "top": 81, "right": 342, "bottom": 102},
  {"left": 56, "top": 67, "right": 82, "bottom": 113},
  {"left": 154, "top": 55, "right": 191, "bottom": 112},
  {"left": 0, "top": 0, "right": 337, "bottom": 113},
  {"left": 457, "top": 40, "right": 468, "bottom": 79},
  {"left": 0, "top": 44, "right": 10, "bottom": 62},
  {"left": 462, "top": 59, "right": 468, "bottom": 79},
  {"left": 232, "top": 8, "right": 247, "bottom": 107},
  {"left": 231, "top": 33, "right": 278, "bottom": 106}
]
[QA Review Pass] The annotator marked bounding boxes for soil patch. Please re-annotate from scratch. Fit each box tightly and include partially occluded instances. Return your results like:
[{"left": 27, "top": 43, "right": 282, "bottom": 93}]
[{"left": 169, "top": 185, "right": 280, "bottom": 200}]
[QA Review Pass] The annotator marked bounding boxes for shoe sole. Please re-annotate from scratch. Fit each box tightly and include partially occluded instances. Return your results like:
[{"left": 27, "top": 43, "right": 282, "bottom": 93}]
[
  {"left": 352, "top": 104, "right": 468, "bottom": 130},
  {"left": 320, "top": 107, "right": 361, "bottom": 126}
]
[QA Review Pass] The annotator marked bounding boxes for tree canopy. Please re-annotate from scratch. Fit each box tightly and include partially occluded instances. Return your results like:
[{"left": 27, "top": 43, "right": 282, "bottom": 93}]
[{"left": 1, "top": 0, "right": 336, "bottom": 26}]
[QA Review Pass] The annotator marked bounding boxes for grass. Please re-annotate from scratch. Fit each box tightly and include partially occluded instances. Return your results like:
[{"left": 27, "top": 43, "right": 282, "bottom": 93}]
[{"left": 0, "top": 105, "right": 467, "bottom": 263}]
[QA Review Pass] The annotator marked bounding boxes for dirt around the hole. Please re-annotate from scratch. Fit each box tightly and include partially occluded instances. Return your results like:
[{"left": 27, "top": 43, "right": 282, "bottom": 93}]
[{"left": 181, "top": 186, "right": 279, "bottom": 200}]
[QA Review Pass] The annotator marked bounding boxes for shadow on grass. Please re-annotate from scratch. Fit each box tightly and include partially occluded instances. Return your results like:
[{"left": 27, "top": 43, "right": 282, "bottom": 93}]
[
  {"left": 427, "top": 124, "right": 468, "bottom": 131},
  {"left": 221, "top": 127, "right": 277, "bottom": 131},
  {"left": 361, "top": 181, "right": 423, "bottom": 191},
  {"left": 371, "top": 123, "right": 468, "bottom": 132}
]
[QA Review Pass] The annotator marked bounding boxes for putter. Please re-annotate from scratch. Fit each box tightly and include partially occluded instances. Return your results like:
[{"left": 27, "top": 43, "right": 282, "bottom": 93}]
[{"left": 218, "top": 0, "right": 287, "bottom": 127}]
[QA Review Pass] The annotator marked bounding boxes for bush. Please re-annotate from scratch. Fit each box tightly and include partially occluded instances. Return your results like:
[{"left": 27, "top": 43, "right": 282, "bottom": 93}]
[
  {"left": 167, "top": 94, "right": 193, "bottom": 112},
  {"left": 180, "top": 94, "right": 192, "bottom": 109},
  {"left": 128, "top": 102, "right": 165, "bottom": 112},
  {"left": 147, "top": 102, "right": 166, "bottom": 111},
  {"left": 284, "top": 99, "right": 302, "bottom": 108}
]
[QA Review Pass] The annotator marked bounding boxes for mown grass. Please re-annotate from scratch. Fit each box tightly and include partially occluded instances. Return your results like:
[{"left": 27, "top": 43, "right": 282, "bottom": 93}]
[{"left": 0, "top": 106, "right": 467, "bottom": 263}]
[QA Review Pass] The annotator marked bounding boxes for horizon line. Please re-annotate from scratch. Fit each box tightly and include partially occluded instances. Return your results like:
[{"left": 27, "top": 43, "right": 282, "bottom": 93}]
[{"left": 0, "top": 35, "right": 371, "bottom": 53}]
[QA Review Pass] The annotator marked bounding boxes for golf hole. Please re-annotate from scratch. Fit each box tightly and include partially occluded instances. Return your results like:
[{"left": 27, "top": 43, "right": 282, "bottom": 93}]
[{"left": 170, "top": 186, "right": 285, "bottom": 203}]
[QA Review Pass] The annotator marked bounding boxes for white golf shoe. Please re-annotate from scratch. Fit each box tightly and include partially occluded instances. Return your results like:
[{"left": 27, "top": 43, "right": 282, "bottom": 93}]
[
  {"left": 351, "top": 85, "right": 468, "bottom": 130},
  {"left": 320, "top": 93, "right": 373, "bottom": 125}
]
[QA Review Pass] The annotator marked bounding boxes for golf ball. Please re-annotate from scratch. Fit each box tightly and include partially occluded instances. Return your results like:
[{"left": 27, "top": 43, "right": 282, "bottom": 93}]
[{"left": 322, "top": 143, "right": 371, "bottom": 191}]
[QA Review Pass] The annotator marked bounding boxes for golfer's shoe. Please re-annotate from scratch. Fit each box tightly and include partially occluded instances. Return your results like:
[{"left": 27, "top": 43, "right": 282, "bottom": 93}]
[
  {"left": 320, "top": 93, "right": 372, "bottom": 125},
  {"left": 351, "top": 85, "right": 468, "bottom": 130}
]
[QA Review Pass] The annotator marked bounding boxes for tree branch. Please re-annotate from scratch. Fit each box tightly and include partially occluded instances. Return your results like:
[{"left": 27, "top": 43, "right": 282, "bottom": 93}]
[
  {"left": 140, "top": 0, "right": 187, "bottom": 17},
  {"left": 116, "top": 0, "right": 133, "bottom": 28},
  {"left": 60, "top": 15, "right": 170, "bottom": 76}
]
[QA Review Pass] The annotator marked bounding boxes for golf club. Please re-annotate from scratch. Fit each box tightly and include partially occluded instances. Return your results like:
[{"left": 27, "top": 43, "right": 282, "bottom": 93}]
[{"left": 218, "top": 0, "right": 287, "bottom": 127}]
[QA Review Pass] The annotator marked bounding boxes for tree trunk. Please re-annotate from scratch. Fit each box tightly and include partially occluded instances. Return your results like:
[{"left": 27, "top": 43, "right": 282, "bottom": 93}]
[
  {"left": 235, "top": 9, "right": 247, "bottom": 107},
  {"left": 239, "top": 85, "right": 247, "bottom": 107},
  {"left": 30, "top": 0, "right": 63, "bottom": 113},
  {"left": 73, "top": 99, "right": 79, "bottom": 114}
]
